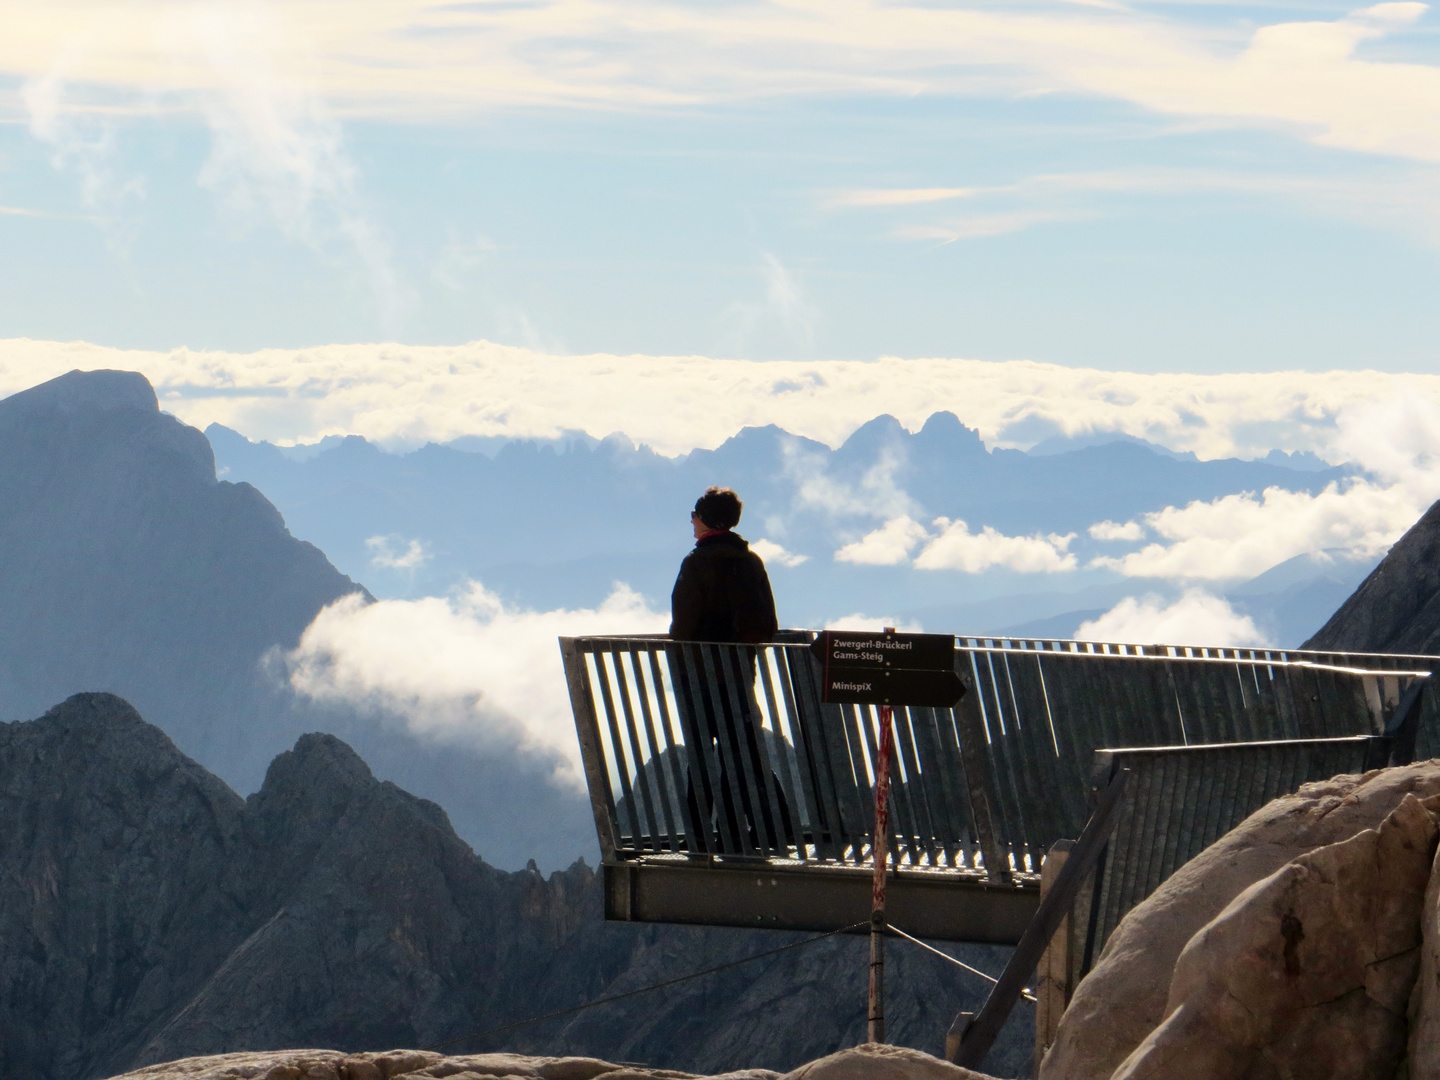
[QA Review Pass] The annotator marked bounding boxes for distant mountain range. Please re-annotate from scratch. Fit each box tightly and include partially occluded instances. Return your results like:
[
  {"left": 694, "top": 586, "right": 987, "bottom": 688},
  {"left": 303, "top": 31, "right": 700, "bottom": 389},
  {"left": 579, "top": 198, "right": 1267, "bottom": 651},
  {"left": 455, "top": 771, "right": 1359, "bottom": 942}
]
[
  {"left": 0, "top": 368, "right": 1387, "bottom": 881},
  {"left": 207, "top": 411, "right": 1367, "bottom": 645}
]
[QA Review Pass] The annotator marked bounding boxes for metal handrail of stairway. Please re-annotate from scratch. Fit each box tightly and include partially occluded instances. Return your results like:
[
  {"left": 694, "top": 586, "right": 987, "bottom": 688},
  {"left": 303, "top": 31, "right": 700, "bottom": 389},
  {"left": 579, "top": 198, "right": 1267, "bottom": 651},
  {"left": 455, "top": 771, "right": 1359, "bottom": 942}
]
[{"left": 558, "top": 631, "right": 1436, "bottom": 945}]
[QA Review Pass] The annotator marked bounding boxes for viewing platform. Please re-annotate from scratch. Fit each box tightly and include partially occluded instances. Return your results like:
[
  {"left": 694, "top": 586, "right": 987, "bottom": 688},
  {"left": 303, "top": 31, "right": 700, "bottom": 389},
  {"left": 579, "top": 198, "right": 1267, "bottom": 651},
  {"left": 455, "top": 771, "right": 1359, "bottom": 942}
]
[{"left": 560, "top": 632, "right": 1437, "bottom": 950}]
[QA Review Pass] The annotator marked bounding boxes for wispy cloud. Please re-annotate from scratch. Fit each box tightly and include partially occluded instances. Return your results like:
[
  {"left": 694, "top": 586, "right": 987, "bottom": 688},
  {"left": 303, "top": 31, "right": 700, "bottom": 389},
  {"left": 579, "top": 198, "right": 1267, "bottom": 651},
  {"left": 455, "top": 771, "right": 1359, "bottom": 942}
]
[
  {"left": 722, "top": 252, "right": 817, "bottom": 355},
  {"left": 782, "top": 436, "right": 916, "bottom": 520},
  {"left": 22, "top": 54, "right": 147, "bottom": 256},
  {"left": 365, "top": 534, "right": 430, "bottom": 570},
  {"left": 180, "top": 2, "right": 412, "bottom": 331},
  {"left": 825, "top": 187, "right": 977, "bottom": 209},
  {"left": 5, "top": 1, "right": 1440, "bottom": 169},
  {"left": 15, "top": 2, "right": 412, "bottom": 329},
  {"left": 895, "top": 209, "right": 1091, "bottom": 242},
  {"left": 0, "top": 204, "right": 66, "bottom": 218},
  {"left": 841, "top": 165, "right": 1440, "bottom": 249}
]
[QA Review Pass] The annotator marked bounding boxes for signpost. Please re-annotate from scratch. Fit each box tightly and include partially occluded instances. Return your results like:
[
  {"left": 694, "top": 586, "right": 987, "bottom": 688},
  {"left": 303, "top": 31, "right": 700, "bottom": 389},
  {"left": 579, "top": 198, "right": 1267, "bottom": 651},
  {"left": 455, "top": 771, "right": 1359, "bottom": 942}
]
[
  {"left": 810, "top": 629, "right": 967, "bottom": 1043},
  {"left": 809, "top": 630, "right": 967, "bottom": 709}
]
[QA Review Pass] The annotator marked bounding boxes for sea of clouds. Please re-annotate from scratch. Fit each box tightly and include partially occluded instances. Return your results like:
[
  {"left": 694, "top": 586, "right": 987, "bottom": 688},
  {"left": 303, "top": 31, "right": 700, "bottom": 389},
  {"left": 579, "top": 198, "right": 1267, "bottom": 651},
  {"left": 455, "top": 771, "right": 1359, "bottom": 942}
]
[
  {"left": 8, "top": 338, "right": 1440, "bottom": 784},
  {"left": 6, "top": 336, "right": 1440, "bottom": 459}
]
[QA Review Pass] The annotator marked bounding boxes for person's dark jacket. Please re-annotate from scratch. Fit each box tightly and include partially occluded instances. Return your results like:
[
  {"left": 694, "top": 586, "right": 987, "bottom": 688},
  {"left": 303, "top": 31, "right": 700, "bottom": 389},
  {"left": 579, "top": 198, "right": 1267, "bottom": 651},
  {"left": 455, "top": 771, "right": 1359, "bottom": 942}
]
[{"left": 669, "top": 531, "right": 778, "bottom": 643}]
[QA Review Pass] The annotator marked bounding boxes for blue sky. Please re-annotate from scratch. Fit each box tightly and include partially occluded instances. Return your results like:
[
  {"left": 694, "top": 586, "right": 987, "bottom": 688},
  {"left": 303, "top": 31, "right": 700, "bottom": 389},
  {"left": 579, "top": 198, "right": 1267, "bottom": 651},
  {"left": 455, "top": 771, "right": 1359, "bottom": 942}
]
[{"left": 5, "top": 0, "right": 1440, "bottom": 371}]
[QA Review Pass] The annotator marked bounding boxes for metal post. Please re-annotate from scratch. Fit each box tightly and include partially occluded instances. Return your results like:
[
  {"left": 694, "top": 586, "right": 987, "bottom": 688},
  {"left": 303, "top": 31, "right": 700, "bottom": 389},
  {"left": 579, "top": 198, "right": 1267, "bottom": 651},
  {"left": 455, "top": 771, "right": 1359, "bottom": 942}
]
[
  {"left": 950, "top": 769, "right": 1130, "bottom": 1071},
  {"left": 868, "top": 700, "right": 895, "bottom": 1044}
]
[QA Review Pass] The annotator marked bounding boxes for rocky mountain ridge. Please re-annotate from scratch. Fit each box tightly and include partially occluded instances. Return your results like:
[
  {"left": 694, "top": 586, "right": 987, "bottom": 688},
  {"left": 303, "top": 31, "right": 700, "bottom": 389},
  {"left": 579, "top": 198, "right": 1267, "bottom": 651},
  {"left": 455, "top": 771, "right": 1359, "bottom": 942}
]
[
  {"left": 0, "top": 694, "right": 1030, "bottom": 1080},
  {"left": 1305, "top": 499, "right": 1440, "bottom": 656},
  {"left": 0, "top": 368, "right": 596, "bottom": 869}
]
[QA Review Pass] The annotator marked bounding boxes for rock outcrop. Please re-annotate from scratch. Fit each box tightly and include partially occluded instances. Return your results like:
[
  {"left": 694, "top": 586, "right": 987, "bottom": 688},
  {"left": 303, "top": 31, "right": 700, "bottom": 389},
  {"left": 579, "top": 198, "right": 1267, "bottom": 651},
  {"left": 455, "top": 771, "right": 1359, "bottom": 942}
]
[
  {"left": 105, "top": 1045, "right": 995, "bottom": 1080},
  {"left": 0, "top": 692, "right": 592, "bottom": 1080},
  {"left": 1304, "top": 499, "right": 1440, "bottom": 654},
  {"left": 0, "top": 369, "right": 364, "bottom": 777},
  {"left": 785, "top": 1044, "right": 992, "bottom": 1080},
  {"left": 106, "top": 1049, "right": 773, "bottom": 1080},
  {"left": 0, "top": 695, "right": 1031, "bottom": 1080},
  {"left": 1112, "top": 792, "right": 1440, "bottom": 1079},
  {"left": 1040, "top": 761, "right": 1440, "bottom": 1080},
  {"left": 0, "top": 368, "right": 598, "bottom": 870},
  {"left": 1407, "top": 837, "right": 1440, "bottom": 1079}
]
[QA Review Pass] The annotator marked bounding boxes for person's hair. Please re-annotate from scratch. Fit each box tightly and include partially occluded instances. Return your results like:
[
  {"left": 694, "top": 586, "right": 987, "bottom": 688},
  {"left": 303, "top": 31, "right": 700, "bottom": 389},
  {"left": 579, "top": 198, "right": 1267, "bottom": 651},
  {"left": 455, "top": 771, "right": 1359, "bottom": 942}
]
[{"left": 694, "top": 486, "right": 742, "bottom": 530}]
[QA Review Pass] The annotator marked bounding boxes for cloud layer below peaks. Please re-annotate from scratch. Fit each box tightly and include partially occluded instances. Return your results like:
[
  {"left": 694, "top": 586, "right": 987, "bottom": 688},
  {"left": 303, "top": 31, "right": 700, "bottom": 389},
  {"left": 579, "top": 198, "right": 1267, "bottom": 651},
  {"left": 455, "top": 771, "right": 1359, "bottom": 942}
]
[{"left": 4, "top": 337, "right": 1439, "bottom": 465}]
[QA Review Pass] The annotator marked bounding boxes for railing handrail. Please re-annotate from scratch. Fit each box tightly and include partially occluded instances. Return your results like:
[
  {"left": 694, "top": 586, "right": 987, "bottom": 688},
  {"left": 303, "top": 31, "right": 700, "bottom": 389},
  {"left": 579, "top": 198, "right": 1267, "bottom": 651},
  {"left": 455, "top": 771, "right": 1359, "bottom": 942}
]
[{"left": 563, "top": 633, "right": 1439, "bottom": 677}]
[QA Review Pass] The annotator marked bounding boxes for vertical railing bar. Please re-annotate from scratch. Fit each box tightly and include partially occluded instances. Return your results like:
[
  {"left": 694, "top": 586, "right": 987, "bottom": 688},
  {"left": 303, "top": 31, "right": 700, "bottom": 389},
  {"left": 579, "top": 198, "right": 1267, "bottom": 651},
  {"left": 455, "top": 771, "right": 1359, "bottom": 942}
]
[
  {"left": 981, "top": 651, "right": 1026, "bottom": 871},
  {"left": 911, "top": 704, "right": 964, "bottom": 867},
  {"left": 627, "top": 648, "right": 680, "bottom": 852},
  {"left": 644, "top": 647, "right": 693, "bottom": 853},
  {"left": 670, "top": 642, "right": 722, "bottom": 855},
  {"left": 852, "top": 700, "right": 886, "bottom": 864},
  {"left": 786, "top": 644, "right": 856, "bottom": 860},
  {"left": 781, "top": 644, "right": 844, "bottom": 859},
  {"left": 722, "top": 643, "right": 789, "bottom": 856},
  {"left": 611, "top": 647, "right": 663, "bottom": 852},
  {"left": 757, "top": 647, "right": 810, "bottom": 852},
  {"left": 888, "top": 704, "right": 932, "bottom": 866},
  {"left": 698, "top": 644, "right": 760, "bottom": 856},
  {"left": 559, "top": 638, "right": 620, "bottom": 862},
  {"left": 938, "top": 699, "right": 980, "bottom": 869},
  {"left": 593, "top": 650, "right": 640, "bottom": 851},
  {"left": 957, "top": 651, "right": 1009, "bottom": 882}
]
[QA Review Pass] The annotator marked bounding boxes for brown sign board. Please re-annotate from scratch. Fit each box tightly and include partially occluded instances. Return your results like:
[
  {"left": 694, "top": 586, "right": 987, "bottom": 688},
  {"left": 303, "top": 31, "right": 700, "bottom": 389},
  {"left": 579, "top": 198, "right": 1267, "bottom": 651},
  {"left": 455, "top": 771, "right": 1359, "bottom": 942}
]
[{"left": 809, "top": 630, "right": 967, "bottom": 708}]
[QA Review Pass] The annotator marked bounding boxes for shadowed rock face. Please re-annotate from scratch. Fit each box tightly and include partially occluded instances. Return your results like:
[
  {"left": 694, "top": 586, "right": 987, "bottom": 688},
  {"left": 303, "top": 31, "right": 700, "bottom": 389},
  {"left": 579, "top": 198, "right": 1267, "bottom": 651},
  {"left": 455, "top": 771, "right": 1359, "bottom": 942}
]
[
  {"left": 0, "top": 368, "right": 600, "bottom": 870},
  {"left": 0, "top": 693, "right": 592, "bottom": 1080},
  {"left": 0, "top": 368, "right": 366, "bottom": 787},
  {"left": 1304, "top": 500, "right": 1440, "bottom": 654},
  {"left": 0, "top": 694, "right": 1032, "bottom": 1080}
]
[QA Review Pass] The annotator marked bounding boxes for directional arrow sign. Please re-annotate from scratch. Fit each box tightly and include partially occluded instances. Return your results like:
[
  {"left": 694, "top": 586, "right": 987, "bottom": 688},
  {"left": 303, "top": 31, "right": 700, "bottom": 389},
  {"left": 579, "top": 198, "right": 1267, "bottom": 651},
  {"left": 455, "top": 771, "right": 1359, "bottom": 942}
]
[{"left": 809, "top": 630, "right": 967, "bottom": 708}]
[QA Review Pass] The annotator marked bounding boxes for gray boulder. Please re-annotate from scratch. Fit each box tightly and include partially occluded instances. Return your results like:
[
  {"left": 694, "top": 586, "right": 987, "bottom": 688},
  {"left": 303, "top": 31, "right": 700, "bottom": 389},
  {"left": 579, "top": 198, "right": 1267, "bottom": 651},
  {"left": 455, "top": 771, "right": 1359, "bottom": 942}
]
[
  {"left": 1112, "top": 792, "right": 1440, "bottom": 1080},
  {"left": 1040, "top": 761, "right": 1440, "bottom": 1080}
]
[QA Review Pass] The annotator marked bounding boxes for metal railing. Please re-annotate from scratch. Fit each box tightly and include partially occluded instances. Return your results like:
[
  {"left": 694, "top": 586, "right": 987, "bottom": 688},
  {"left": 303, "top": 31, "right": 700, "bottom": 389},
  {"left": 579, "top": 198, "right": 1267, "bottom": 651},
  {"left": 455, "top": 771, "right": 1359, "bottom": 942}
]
[
  {"left": 561, "top": 632, "right": 1435, "bottom": 884},
  {"left": 1082, "top": 735, "right": 1381, "bottom": 968}
]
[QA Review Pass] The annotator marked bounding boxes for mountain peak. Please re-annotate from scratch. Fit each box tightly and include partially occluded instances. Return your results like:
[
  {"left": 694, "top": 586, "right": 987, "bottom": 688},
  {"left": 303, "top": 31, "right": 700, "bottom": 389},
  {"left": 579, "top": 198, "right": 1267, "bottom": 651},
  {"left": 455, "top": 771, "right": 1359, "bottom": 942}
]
[
  {"left": 1304, "top": 499, "right": 1440, "bottom": 654},
  {"left": 0, "top": 369, "right": 157, "bottom": 425}
]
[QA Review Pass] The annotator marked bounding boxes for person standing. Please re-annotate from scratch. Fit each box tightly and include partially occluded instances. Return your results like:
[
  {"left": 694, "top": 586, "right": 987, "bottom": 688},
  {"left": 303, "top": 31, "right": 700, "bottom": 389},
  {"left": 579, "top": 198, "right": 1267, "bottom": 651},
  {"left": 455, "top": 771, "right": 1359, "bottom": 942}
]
[
  {"left": 668, "top": 487, "right": 787, "bottom": 852},
  {"left": 669, "top": 486, "right": 778, "bottom": 644}
]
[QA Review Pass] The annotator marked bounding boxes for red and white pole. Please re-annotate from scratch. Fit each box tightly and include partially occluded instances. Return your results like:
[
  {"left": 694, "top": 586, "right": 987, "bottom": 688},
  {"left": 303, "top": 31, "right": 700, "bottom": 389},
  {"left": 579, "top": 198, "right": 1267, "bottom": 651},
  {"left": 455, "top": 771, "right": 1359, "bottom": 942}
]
[{"left": 868, "top": 627, "right": 897, "bottom": 1044}]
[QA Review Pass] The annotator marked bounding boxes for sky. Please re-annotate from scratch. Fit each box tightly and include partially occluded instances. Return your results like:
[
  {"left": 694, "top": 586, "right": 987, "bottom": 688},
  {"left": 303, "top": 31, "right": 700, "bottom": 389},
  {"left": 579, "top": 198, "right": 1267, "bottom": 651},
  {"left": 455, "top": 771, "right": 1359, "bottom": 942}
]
[
  {"left": 4, "top": 1, "right": 1440, "bottom": 371},
  {"left": 9, "top": 0, "right": 1440, "bottom": 789}
]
